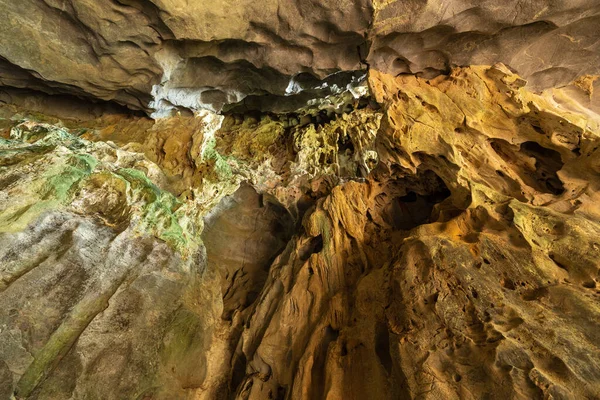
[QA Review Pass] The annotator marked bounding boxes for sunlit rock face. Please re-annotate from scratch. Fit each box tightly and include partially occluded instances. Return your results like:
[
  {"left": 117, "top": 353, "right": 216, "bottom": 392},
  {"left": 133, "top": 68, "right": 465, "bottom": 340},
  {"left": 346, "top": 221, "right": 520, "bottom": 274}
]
[
  {"left": 2, "top": 1, "right": 600, "bottom": 399},
  {"left": 1, "top": 0, "right": 600, "bottom": 114}
]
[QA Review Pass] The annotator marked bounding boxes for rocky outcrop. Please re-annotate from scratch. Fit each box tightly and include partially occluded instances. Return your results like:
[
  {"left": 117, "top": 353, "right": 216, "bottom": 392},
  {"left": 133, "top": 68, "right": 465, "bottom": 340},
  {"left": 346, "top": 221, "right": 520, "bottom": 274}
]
[
  {"left": 0, "top": 121, "right": 218, "bottom": 399},
  {"left": 1, "top": 64, "right": 600, "bottom": 399},
  {"left": 1, "top": 1, "right": 600, "bottom": 115}
]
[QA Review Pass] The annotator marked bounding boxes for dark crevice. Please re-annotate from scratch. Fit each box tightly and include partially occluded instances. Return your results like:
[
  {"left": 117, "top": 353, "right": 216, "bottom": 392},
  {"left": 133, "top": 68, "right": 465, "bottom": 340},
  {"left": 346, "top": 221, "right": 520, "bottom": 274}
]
[
  {"left": 375, "top": 322, "right": 393, "bottom": 375},
  {"left": 549, "top": 252, "right": 569, "bottom": 271},
  {"left": 230, "top": 352, "right": 248, "bottom": 397},
  {"left": 490, "top": 139, "right": 565, "bottom": 195},
  {"left": 520, "top": 141, "right": 565, "bottom": 195},
  {"left": 222, "top": 70, "right": 368, "bottom": 115},
  {"left": 299, "top": 235, "right": 324, "bottom": 261},
  {"left": 377, "top": 170, "right": 452, "bottom": 231},
  {"left": 310, "top": 326, "right": 340, "bottom": 400}
]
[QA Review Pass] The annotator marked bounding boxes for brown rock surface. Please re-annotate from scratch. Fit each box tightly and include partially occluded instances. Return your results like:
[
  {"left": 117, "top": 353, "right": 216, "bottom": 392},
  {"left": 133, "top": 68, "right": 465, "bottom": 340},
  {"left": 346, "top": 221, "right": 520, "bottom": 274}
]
[
  {"left": 2, "top": 1, "right": 600, "bottom": 114},
  {"left": 192, "top": 65, "right": 600, "bottom": 399},
  {"left": 1, "top": 63, "right": 600, "bottom": 400}
]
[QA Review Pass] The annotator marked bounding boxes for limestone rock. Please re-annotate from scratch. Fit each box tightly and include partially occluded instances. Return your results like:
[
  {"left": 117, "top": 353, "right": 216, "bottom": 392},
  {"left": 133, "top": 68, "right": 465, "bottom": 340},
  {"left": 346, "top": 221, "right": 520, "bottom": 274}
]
[
  {"left": 2, "top": 1, "right": 600, "bottom": 114},
  {"left": 0, "top": 121, "right": 222, "bottom": 398},
  {"left": 1, "top": 63, "right": 600, "bottom": 399}
]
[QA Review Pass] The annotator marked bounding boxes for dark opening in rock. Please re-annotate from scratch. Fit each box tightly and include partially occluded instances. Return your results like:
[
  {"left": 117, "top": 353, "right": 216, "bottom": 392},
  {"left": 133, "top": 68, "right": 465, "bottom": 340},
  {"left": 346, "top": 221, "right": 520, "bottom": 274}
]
[
  {"left": 378, "top": 170, "right": 451, "bottom": 231},
  {"left": 299, "top": 234, "right": 324, "bottom": 261},
  {"left": 490, "top": 139, "right": 565, "bottom": 195},
  {"left": 520, "top": 141, "right": 565, "bottom": 195}
]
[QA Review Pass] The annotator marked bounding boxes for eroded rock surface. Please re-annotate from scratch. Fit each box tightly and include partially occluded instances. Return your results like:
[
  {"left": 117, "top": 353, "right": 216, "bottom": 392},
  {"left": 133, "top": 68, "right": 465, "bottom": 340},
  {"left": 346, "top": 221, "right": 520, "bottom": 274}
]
[
  {"left": 1, "top": 63, "right": 600, "bottom": 400},
  {"left": 2, "top": 1, "right": 600, "bottom": 115}
]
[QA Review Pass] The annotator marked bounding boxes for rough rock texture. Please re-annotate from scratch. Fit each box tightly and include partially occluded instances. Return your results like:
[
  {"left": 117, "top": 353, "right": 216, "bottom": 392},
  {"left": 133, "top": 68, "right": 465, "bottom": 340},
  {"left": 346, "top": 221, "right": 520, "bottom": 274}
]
[
  {"left": 2, "top": 0, "right": 600, "bottom": 114},
  {"left": 0, "top": 122, "right": 222, "bottom": 399},
  {"left": 1, "top": 63, "right": 600, "bottom": 399}
]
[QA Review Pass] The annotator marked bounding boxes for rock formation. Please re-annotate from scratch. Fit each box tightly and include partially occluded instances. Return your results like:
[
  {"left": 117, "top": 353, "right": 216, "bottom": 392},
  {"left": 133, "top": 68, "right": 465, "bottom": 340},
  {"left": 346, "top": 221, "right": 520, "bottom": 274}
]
[
  {"left": 1, "top": 2, "right": 600, "bottom": 400},
  {"left": 2, "top": 0, "right": 600, "bottom": 115}
]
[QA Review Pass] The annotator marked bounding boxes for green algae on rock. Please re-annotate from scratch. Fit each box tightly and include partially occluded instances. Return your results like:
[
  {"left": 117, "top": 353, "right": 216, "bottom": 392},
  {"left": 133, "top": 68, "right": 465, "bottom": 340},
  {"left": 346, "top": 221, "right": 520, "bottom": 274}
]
[
  {"left": 0, "top": 118, "right": 221, "bottom": 399},
  {"left": 0, "top": 120, "right": 201, "bottom": 255}
]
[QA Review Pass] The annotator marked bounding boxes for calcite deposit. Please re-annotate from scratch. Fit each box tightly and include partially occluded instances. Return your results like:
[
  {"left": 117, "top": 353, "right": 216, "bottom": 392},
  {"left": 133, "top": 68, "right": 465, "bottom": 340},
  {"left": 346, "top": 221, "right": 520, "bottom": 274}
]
[{"left": 2, "top": 1, "right": 600, "bottom": 400}]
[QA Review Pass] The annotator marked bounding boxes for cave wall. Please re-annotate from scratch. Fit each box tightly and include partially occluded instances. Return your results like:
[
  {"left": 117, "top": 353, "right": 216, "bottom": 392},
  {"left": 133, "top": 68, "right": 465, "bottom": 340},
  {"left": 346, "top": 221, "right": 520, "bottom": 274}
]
[
  {"left": 1, "top": 1, "right": 600, "bottom": 399},
  {"left": 1, "top": 63, "right": 600, "bottom": 399}
]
